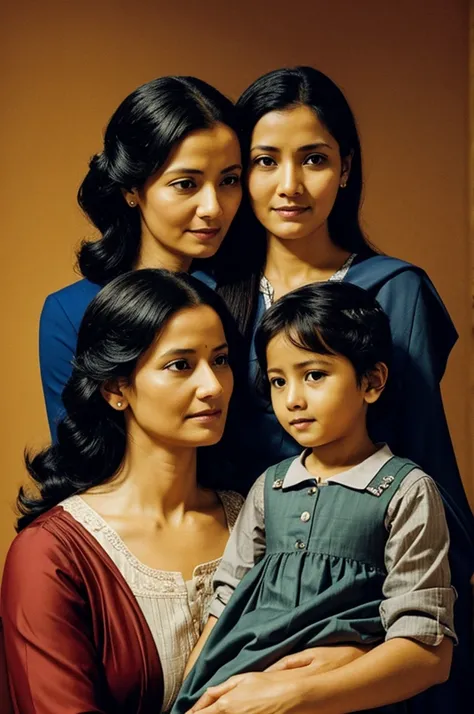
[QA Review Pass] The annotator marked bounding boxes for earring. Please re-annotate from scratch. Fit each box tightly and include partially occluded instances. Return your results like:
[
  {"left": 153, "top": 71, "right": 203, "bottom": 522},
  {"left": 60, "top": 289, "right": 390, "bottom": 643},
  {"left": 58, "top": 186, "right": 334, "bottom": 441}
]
[
  {"left": 117, "top": 401, "right": 123, "bottom": 408},
  {"left": 340, "top": 181, "right": 347, "bottom": 188},
  {"left": 128, "top": 200, "right": 136, "bottom": 207}
]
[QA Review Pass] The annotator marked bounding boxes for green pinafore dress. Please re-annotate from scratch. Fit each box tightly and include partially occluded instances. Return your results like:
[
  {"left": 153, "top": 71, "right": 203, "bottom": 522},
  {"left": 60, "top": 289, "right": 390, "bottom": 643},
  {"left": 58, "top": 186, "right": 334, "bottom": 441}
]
[{"left": 173, "top": 456, "right": 417, "bottom": 714}]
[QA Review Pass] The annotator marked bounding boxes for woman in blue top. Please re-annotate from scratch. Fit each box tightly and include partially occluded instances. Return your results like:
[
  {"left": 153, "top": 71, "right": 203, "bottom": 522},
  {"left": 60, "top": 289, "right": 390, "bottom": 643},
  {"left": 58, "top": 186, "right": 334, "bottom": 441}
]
[
  {"left": 198, "top": 66, "right": 473, "bottom": 712},
  {"left": 40, "top": 76, "right": 243, "bottom": 438}
]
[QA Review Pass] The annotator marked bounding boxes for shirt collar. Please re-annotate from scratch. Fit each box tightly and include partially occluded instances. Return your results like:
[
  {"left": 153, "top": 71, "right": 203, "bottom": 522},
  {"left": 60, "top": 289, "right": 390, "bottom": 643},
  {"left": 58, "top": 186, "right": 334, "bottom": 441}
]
[{"left": 281, "top": 444, "right": 394, "bottom": 491}]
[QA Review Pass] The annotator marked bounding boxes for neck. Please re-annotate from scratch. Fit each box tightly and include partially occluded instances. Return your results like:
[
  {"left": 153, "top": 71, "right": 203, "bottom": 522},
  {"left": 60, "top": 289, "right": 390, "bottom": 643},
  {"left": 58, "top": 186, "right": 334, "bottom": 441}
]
[
  {"left": 98, "top": 432, "right": 199, "bottom": 521},
  {"left": 305, "top": 425, "right": 377, "bottom": 480},
  {"left": 135, "top": 235, "right": 192, "bottom": 273},
  {"left": 265, "top": 225, "right": 350, "bottom": 290}
]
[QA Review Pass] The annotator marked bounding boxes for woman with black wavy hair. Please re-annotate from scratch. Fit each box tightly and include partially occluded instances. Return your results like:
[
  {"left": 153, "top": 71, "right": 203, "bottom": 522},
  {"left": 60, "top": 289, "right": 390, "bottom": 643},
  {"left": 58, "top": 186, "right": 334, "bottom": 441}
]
[
  {"left": 2, "top": 270, "right": 243, "bottom": 713},
  {"left": 40, "top": 76, "right": 242, "bottom": 438}
]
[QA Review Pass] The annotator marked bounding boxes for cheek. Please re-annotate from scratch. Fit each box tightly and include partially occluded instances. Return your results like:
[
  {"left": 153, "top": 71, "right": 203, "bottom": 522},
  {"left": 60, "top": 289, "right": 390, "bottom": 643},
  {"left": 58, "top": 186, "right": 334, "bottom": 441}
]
[{"left": 248, "top": 172, "right": 273, "bottom": 209}]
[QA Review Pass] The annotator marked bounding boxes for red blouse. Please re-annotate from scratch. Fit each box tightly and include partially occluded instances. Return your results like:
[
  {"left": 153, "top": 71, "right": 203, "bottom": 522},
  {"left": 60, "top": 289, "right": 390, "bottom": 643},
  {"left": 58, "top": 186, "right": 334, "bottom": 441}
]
[{"left": 1, "top": 507, "right": 164, "bottom": 713}]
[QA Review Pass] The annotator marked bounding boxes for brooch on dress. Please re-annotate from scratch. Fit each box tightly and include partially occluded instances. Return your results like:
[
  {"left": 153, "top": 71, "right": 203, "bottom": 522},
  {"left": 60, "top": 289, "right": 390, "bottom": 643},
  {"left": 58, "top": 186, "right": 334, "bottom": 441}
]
[{"left": 366, "top": 474, "right": 395, "bottom": 497}]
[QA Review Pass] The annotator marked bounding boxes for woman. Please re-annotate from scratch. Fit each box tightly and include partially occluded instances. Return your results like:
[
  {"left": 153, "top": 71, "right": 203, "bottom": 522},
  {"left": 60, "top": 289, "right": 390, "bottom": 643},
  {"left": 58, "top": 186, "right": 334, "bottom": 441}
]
[
  {"left": 40, "top": 76, "right": 242, "bottom": 437},
  {"left": 196, "top": 66, "right": 473, "bottom": 713},
  {"left": 2, "top": 270, "right": 243, "bottom": 713}
]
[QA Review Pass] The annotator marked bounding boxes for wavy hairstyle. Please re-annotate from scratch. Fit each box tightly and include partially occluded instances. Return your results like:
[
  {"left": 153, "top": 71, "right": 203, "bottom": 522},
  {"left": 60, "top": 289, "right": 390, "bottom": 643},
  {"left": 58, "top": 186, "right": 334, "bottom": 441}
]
[
  {"left": 77, "top": 76, "right": 239, "bottom": 285},
  {"left": 18, "top": 270, "right": 239, "bottom": 531},
  {"left": 214, "top": 66, "right": 377, "bottom": 338}
]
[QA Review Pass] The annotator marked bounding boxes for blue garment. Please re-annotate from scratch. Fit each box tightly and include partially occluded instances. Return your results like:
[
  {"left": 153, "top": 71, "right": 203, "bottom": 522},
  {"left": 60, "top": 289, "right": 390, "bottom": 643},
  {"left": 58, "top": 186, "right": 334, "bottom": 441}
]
[{"left": 39, "top": 279, "right": 102, "bottom": 439}]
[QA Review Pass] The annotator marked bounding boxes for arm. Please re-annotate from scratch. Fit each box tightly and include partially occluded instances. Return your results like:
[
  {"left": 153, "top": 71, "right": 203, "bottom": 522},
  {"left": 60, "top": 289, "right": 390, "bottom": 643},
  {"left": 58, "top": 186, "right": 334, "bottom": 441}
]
[
  {"left": 1, "top": 526, "right": 110, "bottom": 713},
  {"left": 190, "top": 473, "right": 456, "bottom": 714},
  {"left": 184, "top": 617, "right": 218, "bottom": 678},
  {"left": 373, "top": 271, "right": 474, "bottom": 559},
  {"left": 39, "top": 294, "right": 78, "bottom": 439}
]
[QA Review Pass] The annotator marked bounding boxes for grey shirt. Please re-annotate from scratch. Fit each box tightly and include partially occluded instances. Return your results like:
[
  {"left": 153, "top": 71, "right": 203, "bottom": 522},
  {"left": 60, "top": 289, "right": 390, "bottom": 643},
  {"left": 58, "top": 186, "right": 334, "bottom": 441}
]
[{"left": 209, "top": 445, "right": 456, "bottom": 646}]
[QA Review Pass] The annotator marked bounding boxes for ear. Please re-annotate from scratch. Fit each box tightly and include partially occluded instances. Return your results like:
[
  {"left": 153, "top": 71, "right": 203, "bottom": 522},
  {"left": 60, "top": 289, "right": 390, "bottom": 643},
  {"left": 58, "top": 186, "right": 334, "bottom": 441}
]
[
  {"left": 121, "top": 188, "right": 139, "bottom": 209},
  {"left": 361, "top": 362, "right": 388, "bottom": 405},
  {"left": 340, "top": 151, "right": 353, "bottom": 188},
  {"left": 100, "top": 379, "right": 129, "bottom": 411}
]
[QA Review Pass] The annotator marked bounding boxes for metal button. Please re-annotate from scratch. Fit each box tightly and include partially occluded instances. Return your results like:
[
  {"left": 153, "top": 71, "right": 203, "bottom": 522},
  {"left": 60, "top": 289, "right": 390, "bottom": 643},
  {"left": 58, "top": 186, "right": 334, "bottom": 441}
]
[
  {"left": 295, "top": 540, "right": 306, "bottom": 550},
  {"left": 300, "top": 511, "right": 311, "bottom": 522},
  {"left": 307, "top": 487, "right": 317, "bottom": 495},
  {"left": 272, "top": 479, "right": 283, "bottom": 489}
]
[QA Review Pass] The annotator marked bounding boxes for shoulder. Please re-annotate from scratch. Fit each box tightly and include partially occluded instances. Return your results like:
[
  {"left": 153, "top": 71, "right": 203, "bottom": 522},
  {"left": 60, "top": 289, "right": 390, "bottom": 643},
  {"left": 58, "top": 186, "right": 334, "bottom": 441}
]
[
  {"left": 2, "top": 509, "right": 80, "bottom": 587},
  {"left": 41, "top": 279, "right": 102, "bottom": 332},
  {"left": 348, "top": 254, "right": 428, "bottom": 292},
  {"left": 388, "top": 467, "right": 445, "bottom": 521}
]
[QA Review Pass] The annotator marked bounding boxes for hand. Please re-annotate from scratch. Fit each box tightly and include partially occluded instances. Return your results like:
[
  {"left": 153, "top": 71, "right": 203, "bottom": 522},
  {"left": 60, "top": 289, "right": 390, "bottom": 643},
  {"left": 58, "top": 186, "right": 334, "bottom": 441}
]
[
  {"left": 187, "top": 671, "right": 301, "bottom": 714},
  {"left": 265, "top": 645, "right": 372, "bottom": 675}
]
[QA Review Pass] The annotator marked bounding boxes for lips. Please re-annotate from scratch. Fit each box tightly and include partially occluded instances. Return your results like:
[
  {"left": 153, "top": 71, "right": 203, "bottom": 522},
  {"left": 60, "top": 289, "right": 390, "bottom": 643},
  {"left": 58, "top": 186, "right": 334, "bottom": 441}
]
[
  {"left": 289, "top": 418, "right": 315, "bottom": 425},
  {"left": 289, "top": 417, "right": 315, "bottom": 431},
  {"left": 186, "top": 408, "right": 222, "bottom": 421},
  {"left": 188, "top": 228, "right": 220, "bottom": 240}
]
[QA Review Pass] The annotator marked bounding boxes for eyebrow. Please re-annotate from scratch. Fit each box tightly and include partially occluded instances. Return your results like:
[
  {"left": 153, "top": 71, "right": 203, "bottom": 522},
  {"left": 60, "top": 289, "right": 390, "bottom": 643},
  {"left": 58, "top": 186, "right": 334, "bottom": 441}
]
[
  {"left": 164, "top": 164, "right": 242, "bottom": 176},
  {"left": 268, "top": 358, "right": 333, "bottom": 373},
  {"left": 250, "top": 143, "right": 333, "bottom": 153},
  {"left": 161, "top": 343, "right": 228, "bottom": 358}
]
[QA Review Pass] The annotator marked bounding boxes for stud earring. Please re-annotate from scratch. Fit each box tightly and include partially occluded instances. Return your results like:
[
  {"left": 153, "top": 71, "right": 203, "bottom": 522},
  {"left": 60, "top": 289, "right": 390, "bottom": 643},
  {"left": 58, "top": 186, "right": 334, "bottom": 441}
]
[
  {"left": 128, "top": 200, "right": 136, "bottom": 207},
  {"left": 117, "top": 401, "right": 123, "bottom": 408},
  {"left": 340, "top": 181, "right": 347, "bottom": 188}
]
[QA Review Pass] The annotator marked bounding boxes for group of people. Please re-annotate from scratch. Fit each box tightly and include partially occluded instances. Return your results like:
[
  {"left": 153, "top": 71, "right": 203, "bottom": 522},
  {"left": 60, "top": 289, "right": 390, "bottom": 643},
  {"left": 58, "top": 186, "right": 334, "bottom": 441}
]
[{"left": 1, "top": 66, "right": 473, "bottom": 714}]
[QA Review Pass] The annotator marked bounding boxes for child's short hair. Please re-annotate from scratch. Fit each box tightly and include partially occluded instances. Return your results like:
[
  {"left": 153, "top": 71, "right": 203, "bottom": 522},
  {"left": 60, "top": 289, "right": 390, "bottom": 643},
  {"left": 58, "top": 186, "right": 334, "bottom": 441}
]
[{"left": 255, "top": 282, "right": 392, "bottom": 389}]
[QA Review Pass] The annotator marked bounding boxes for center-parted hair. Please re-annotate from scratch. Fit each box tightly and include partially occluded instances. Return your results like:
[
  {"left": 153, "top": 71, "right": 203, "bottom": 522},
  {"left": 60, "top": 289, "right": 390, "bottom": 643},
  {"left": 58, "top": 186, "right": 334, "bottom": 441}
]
[
  {"left": 18, "top": 270, "right": 239, "bottom": 532},
  {"left": 254, "top": 281, "right": 392, "bottom": 390},
  {"left": 214, "top": 66, "right": 376, "bottom": 339},
  {"left": 77, "top": 76, "right": 240, "bottom": 286}
]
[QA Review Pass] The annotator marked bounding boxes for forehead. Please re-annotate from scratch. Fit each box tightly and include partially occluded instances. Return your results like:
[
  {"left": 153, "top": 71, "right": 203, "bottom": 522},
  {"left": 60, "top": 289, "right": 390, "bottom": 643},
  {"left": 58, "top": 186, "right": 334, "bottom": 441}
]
[
  {"left": 266, "top": 333, "right": 335, "bottom": 367},
  {"left": 157, "top": 305, "right": 225, "bottom": 345},
  {"left": 251, "top": 105, "right": 336, "bottom": 149},
  {"left": 167, "top": 123, "right": 240, "bottom": 167}
]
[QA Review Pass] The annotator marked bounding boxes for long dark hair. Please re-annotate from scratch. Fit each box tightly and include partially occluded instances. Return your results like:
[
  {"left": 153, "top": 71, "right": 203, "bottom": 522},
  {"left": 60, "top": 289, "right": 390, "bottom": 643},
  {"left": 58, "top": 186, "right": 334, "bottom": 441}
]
[
  {"left": 77, "top": 76, "right": 239, "bottom": 286},
  {"left": 18, "top": 270, "right": 239, "bottom": 531},
  {"left": 214, "top": 66, "right": 376, "bottom": 339}
]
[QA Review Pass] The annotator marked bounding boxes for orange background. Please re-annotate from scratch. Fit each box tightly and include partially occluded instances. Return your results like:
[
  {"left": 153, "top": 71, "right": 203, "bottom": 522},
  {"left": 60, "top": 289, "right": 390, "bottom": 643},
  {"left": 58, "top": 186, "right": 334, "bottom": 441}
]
[{"left": 1, "top": 0, "right": 472, "bottom": 571}]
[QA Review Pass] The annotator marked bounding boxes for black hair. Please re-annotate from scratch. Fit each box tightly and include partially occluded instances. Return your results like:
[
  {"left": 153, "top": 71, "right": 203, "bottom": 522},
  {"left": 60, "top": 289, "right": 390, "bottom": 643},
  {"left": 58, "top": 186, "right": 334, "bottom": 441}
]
[
  {"left": 18, "top": 270, "right": 240, "bottom": 531},
  {"left": 77, "top": 76, "right": 239, "bottom": 285},
  {"left": 213, "top": 66, "right": 377, "bottom": 339},
  {"left": 254, "top": 281, "right": 392, "bottom": 392}
]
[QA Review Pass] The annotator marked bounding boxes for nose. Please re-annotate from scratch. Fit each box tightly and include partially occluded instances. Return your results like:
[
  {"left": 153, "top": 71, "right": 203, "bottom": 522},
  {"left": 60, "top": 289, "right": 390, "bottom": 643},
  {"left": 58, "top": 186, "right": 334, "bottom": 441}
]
[
  {"left": 196, "top": 185, "right": 224, "bottom": 220},
  {"left": 285, "top": 382, "right": 307, "bottom": 411},
  {"left": 195, "top": 363, "right": 224, "bottom": 401},
  {"left": 277, "top": 162, "right": 303, "bottom": 197}
]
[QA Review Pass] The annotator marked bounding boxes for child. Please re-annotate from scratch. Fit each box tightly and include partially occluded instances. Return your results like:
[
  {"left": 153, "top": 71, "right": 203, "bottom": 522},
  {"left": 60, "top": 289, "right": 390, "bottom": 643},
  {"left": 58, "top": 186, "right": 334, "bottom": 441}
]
[{"left": 172, "top": 282, "right": 456, "bottom": 714}]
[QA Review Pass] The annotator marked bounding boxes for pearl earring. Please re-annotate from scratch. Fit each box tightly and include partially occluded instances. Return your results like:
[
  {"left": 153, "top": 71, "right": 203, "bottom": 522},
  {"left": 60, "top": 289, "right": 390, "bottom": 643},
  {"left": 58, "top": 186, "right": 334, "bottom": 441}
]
[
  {"left": 340, "top": 181, "right": 347, "bottom": 188},
  {"left": 128, "top": 200, "right": 136, "bottom": 207},
  {"left": 117, "top": 401, "right": 123, "bottom": 408}
]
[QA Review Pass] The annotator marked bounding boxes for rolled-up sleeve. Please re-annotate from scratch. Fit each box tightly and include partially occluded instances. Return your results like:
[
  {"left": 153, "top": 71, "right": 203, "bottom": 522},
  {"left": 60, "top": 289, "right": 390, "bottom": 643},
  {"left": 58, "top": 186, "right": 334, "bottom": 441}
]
[
  {"left": 209, "top": 475, "right": 266, "bottom": 618},
  {"left": 380, "top": 470, "right": 457, "bottom": 645}
]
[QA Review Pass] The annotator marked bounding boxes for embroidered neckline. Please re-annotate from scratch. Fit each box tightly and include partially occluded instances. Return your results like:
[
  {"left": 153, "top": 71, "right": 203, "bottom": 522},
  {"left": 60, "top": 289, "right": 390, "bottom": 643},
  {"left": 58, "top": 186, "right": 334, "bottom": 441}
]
[
  {"left": 60, "top": 490, "right": 242, "bottom": 584},
  {"left": 260, "top": 252, "right": 357, "bottom": 309}
]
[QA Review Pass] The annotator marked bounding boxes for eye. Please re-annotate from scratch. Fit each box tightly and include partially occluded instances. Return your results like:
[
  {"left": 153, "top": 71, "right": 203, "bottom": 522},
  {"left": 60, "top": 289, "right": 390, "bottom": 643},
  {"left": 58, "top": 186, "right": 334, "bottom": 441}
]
[
  {"left": 253, "top": 155, "right": 276, "bottom": 168},
  {"left": 304, "top": 154, "right": 328, "bottom": 167},
  {"left": 220, "top": 174, "right": 241, "bottom": 187},
  {"left": 165, "top": 359, "right": 191, "bottom": 372},
  {"left": 269, "top": 376, "right": 286, "bottom": 389},
  {"left": 305, "top": 370, "right": 326, "bottom": 382},
  {"left": 214, "top": 353, "right": 230, "bottom": 367},
  {"left": 170, "top": 179, "right": 197, "bottom": 192}
]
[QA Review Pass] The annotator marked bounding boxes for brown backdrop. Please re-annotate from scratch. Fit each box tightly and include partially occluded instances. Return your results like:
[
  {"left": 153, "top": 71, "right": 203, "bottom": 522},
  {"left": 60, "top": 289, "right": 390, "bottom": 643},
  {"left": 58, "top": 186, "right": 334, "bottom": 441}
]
[{"left": 1, "top": 0, "right": 472, "bottom": 572}]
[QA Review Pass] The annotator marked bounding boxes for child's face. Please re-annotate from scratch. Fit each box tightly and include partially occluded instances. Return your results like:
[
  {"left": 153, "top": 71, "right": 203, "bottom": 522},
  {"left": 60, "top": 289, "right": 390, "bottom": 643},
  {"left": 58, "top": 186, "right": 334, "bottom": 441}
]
[{"left": 266, "top": 333, "right": 381, "bottom": 450}]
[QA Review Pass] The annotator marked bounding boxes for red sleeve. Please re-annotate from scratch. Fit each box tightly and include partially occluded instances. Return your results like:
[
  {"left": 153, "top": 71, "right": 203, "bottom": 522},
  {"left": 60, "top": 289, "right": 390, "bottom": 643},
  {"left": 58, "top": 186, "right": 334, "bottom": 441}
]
[{"left": 1, "top": 524, "right": 110, "bottom": 713}]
